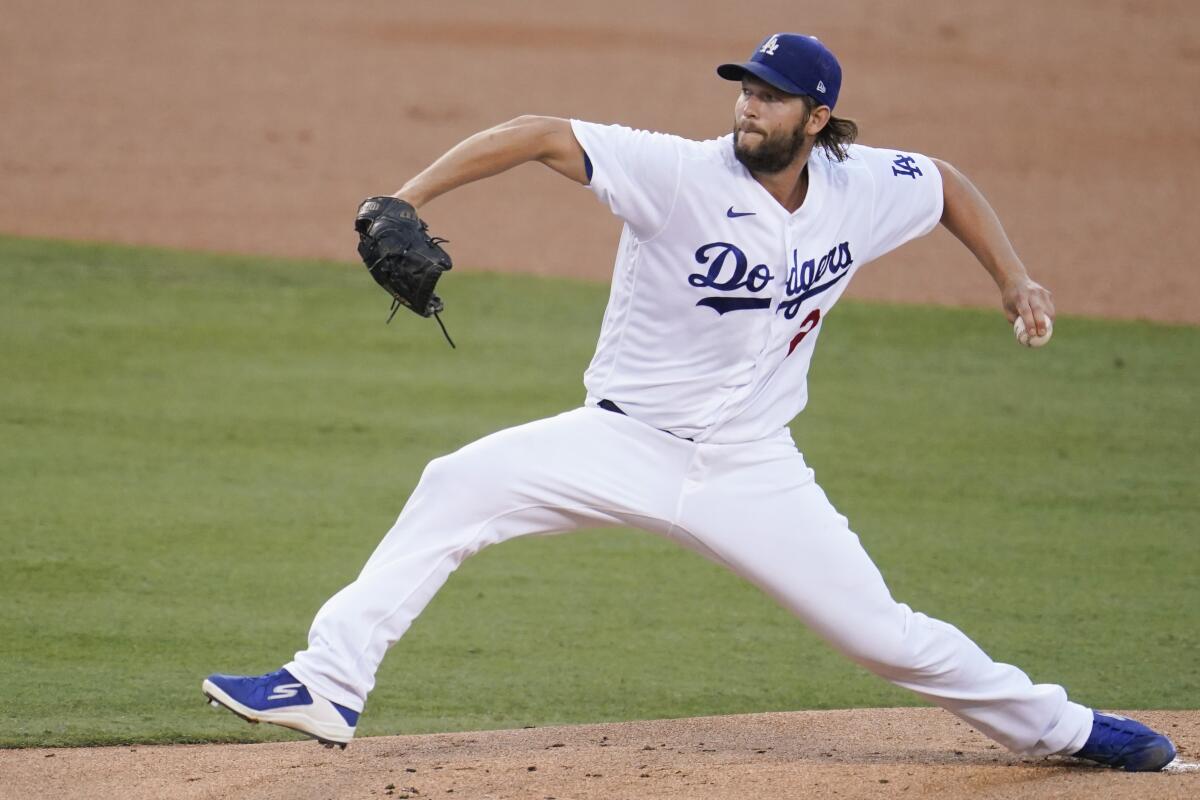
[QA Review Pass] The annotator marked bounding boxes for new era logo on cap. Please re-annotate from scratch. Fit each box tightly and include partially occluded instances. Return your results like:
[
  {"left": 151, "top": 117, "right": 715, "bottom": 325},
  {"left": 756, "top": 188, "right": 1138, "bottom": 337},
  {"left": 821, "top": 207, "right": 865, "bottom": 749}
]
[{"left": 717, "top": 33, "right": 843, "bottom": 109}]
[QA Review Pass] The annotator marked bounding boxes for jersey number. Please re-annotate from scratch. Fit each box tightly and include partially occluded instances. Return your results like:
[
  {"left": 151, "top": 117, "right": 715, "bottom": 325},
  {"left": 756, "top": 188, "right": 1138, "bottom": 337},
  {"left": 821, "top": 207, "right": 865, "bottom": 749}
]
[{"left": 787, "top": 309, "right": 821, "bottom": 356}]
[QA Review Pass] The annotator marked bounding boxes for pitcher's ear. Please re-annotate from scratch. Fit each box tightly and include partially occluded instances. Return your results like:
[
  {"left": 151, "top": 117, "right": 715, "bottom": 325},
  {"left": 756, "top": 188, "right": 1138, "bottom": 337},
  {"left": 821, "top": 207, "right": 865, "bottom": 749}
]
[{"left": 806, "top": 104, "right": 832, "bottom": 136}]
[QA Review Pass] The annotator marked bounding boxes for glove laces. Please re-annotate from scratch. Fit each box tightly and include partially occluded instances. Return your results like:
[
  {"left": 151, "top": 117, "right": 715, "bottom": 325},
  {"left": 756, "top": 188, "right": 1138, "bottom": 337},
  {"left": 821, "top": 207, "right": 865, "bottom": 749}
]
[
  {"left": 386, "top": 297, "right": 456, "bottom": 349},
  {"left": 432, "top": 309, "right": 456, "bottom": 349}
]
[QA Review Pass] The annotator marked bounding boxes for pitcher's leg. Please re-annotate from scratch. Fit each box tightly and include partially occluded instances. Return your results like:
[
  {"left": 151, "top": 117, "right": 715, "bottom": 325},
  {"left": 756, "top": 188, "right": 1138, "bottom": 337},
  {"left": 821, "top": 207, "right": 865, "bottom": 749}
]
[
  {"left": 675, "top": 443, "right": 1092, "bottom": 757},
  {"left": 287, "top": 408, "right": 688, "bottom": 711}
]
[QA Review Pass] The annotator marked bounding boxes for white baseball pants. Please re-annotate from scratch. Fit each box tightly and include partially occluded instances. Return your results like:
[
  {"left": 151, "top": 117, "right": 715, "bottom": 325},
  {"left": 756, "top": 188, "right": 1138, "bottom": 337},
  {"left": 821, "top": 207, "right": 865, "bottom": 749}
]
[{"left": 288, "top": 407, "right": 1092, "bottom": 756}]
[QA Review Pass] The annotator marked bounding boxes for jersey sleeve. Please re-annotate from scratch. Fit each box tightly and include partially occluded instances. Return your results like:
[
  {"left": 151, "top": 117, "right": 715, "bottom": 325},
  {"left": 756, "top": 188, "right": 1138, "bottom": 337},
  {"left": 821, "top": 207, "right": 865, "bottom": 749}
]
[
  {"left": 852, "top": 145, "right": 944, "bottom": 263},
  {"left": 570, "top": 120, "right": 683, "bottom": 240}
]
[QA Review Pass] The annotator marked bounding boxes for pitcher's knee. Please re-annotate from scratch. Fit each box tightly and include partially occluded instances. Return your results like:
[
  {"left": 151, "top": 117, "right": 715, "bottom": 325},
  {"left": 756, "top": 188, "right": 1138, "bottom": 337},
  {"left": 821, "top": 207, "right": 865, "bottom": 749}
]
[
  {"left": 406, "top": 444, "right": 522, "bottom": 528},
  {"left": 417, "top": 446, "right": 505, "bottom": 498},
  {"left": 414, "top": 453, "right": 460, "bottom": 495}
]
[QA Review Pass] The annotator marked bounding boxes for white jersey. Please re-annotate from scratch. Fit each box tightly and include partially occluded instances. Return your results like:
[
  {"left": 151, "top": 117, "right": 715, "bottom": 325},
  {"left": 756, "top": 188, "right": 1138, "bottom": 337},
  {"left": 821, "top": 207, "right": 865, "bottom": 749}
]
[{"left": 570, "top": 120, "right": 944, "bottom": 444}]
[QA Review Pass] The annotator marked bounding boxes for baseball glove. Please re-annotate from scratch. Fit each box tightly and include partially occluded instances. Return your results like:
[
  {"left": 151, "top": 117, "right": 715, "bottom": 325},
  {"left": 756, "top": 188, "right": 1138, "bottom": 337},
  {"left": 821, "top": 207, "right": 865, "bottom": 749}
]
[{"left": 354, "top": 196, "right": 455, "bottom": 347}]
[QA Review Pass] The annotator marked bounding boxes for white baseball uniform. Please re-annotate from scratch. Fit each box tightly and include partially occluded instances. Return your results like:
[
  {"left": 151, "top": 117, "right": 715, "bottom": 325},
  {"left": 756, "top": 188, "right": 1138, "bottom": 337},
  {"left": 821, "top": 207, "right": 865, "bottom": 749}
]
[{"left": 287, "top": 123, "right": 1093, "bottom": 756}]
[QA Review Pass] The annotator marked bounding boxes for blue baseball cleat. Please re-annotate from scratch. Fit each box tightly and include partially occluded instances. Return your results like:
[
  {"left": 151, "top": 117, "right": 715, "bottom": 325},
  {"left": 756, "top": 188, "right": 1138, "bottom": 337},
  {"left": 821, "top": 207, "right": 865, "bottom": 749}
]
[
  {"left": 1071, "top": 711, "right": 1177, "bottom": 772},
  {"left": 202, "top": 668, "right": 359, "bottom": 748}
]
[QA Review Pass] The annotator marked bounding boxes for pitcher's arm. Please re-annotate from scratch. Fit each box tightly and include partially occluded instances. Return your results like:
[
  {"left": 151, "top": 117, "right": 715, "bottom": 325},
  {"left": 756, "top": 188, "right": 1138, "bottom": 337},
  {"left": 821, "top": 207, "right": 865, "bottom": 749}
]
[
  {"left": 396, "top": 116, "right": 588, "bottom": 209},
  {"left": 934, "top": 158, "right": 1054, "bottom": 336}
]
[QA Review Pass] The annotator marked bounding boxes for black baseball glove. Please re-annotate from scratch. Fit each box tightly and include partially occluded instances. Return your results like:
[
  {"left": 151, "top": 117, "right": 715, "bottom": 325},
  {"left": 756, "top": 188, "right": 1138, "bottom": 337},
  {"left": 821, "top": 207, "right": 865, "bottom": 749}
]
[{"left": 354, "top": 196, "right": 455, "bottom": 347}]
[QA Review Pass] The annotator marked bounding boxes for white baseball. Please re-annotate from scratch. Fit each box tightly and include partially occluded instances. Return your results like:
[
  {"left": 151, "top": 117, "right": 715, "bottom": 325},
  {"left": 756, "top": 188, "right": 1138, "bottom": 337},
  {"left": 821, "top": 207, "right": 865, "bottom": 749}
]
[{"left": 1013, "top": 315, "right": 1053, "bottom": 347}]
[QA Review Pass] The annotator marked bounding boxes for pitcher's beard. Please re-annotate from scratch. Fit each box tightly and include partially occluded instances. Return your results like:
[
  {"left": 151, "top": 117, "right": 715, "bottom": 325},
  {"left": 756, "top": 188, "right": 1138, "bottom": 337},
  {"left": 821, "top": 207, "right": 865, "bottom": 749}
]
[{"left": 733, "top": 124, "right": 808, "bottom": 174}]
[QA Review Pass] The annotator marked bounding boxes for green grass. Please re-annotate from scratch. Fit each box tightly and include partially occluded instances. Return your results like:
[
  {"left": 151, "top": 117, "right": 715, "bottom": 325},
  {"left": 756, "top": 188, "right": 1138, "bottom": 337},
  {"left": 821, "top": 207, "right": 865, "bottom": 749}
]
[{"left": 0, "top": 235, "right": 1196, "bottom": 747}]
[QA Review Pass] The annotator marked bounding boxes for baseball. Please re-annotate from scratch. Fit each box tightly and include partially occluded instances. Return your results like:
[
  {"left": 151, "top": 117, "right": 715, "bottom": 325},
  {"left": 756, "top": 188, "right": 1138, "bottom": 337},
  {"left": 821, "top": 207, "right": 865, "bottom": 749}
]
[{"left": 1013, "top": 315, "right": 1053, "bottom": 347}]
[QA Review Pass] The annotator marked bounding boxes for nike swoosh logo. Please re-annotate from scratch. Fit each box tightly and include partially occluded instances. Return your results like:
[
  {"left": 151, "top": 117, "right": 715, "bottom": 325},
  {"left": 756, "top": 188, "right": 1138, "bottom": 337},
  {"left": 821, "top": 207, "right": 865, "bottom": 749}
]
[{"left": 726, "top": 206, "right": 756, "bottom": 218}]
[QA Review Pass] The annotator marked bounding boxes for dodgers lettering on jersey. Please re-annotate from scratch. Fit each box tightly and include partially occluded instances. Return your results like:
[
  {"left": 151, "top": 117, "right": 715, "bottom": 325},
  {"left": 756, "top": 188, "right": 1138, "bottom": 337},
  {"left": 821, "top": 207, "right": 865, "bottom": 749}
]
[{"left": 570, "top": 120, "right": 943, "bottom": 444}]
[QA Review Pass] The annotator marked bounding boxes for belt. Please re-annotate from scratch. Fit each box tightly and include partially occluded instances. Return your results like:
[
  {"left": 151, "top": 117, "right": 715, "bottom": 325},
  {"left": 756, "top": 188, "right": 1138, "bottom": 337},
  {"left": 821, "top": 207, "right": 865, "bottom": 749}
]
[{"left": 598, "top": 399, "right": 694, "bottom": 441}]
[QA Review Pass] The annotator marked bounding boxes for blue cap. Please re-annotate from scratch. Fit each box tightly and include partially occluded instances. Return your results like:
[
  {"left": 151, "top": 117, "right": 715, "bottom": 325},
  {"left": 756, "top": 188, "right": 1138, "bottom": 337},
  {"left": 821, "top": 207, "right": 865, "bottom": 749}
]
[{"left": 717, "top": 33, "right": 842, "bottom": 109}]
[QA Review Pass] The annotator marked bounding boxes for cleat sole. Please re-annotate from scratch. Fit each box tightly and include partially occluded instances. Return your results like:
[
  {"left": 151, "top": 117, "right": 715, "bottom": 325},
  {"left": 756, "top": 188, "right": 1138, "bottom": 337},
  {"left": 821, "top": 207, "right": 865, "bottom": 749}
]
[
  {"left": 204, "top": 691, "right": 258, "bottom": 724},
  {"left": 201, "top": 680, "right": 352, "bottom": 747}
]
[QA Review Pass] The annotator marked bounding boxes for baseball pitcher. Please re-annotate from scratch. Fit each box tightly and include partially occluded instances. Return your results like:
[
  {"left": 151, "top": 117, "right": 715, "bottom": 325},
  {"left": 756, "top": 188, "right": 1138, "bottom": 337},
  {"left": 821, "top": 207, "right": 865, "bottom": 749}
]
[{"left": 203, "top": 33, "right": 1176, "bottom": 772}]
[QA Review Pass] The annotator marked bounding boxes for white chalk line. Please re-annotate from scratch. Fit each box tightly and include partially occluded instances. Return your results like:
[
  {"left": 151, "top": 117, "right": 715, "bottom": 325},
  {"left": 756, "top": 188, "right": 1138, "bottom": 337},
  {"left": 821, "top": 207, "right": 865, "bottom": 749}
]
[{"left": 1163, "top": 758, "right": 1200, "bottom": 773}]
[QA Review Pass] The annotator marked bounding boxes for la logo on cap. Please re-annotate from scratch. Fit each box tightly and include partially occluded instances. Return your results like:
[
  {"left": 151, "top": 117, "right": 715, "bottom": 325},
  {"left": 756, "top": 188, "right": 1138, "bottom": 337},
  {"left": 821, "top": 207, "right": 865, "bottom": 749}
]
[{"left": 759, "top": 34, "right": 780, "bottom": 56}]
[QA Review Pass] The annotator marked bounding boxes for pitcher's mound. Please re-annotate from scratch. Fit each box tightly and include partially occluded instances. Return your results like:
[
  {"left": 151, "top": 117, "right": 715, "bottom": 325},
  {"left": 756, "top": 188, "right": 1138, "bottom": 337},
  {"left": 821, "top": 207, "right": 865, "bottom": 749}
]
[{"left": 3, "top": 708, "right": 1197, "bottom": 799}]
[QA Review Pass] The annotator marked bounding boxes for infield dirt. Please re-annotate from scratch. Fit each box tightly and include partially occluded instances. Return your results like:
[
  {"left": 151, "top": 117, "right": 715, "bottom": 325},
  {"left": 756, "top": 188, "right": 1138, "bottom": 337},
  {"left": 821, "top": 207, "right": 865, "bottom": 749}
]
[
  {"left": 2, "top": 0, "right": 1199, "bottom": 323},
  {"left": 1, "top": 1, "right": 1197, "bottom": 797},
  {"left": 2, "top": 709, "right": 1197, "bottom": 800}
]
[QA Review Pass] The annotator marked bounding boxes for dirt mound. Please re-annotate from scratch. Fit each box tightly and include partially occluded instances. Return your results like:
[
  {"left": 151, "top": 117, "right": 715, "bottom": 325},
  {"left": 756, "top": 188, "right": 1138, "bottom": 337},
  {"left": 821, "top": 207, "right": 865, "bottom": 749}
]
[{"left": 3, "top": 709, "right": 1196, "bottom": 800}]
